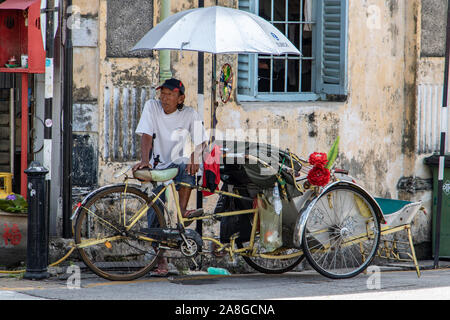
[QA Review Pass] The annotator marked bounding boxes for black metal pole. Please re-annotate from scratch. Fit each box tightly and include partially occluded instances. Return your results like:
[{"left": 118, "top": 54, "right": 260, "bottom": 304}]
[
  {"left": 434, "top": 0, "right": 450, "bottom": 269},
  {"left": 24, "top": 161, "right": 50, "bottom": 280},
  {"left": 62, "top": 0, "right": 73, "bottom": 238},
  {"left": 196, "top": 0, "right": 204, "bottom": 237},
  {"left": 44, "top": 0, "right": 54, "bottom": 241},
  {"left": 210, "top": 0, "right": 218, "bottom": 143}
]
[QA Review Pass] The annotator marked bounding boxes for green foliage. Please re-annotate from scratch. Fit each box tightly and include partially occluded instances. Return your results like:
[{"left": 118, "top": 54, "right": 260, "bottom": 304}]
[
  {"left": 0, "top": 194, "right": 28, "bottom": 214},
  {"left": 326, "top": 137, "right": 340, "bottom": 170}
]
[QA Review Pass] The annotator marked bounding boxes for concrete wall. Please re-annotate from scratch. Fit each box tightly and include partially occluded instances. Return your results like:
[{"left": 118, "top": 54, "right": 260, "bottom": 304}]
[{"left": 421, "top": 0, "right": 447, "bottom": 57}]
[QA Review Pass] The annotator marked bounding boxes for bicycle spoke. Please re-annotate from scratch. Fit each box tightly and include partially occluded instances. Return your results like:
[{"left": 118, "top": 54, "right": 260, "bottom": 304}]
[
  {"left": 303, "top": 185, "right": 380, "bottom": 279},
  {"left": 75, "top": 185, "right": 165, "bottom": 281}
]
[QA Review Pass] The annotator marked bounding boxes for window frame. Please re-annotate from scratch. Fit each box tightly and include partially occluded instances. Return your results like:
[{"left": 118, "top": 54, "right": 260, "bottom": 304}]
[{"left": 237, "top": 0, "right": 348, "bottom": 103}]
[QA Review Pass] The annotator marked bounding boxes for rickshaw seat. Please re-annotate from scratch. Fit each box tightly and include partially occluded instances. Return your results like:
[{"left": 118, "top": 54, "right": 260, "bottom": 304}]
[
  {"left": 375, "top": 198, "right": 424, "bottom": 278},
  {"left": 133, "top": 167, "right": 179, "bottom": 182}
]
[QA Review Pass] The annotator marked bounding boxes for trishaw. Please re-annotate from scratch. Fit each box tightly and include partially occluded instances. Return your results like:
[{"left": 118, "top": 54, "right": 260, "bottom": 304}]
[{"left": 72, "top": 140, "right": 390, "bottom": 281}]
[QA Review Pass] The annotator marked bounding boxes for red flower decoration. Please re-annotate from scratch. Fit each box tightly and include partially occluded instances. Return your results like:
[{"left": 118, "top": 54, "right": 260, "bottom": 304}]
[
  {"left": 307, "top": 165, "right": 331, "bottom": 187},
  {"left": 309, "top": 152, "right": 328, "bottom": 167}
]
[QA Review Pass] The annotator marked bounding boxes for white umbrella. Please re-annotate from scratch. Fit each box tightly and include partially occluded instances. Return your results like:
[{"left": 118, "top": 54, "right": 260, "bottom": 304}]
[
  {"left": 131, "top": 6, "right": 301, "bottom": 55},
  {"left": 131, "top": 5, "right": 301, "bottom": 139}
]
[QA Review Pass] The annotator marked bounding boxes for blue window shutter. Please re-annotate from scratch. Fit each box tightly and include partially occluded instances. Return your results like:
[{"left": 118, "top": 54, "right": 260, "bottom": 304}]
[
  {"left": 237, "top": 0, "right": 256, "bottom": 99},
  {"left": 316, "top": 0, "right": 348, "bottom": 96}
]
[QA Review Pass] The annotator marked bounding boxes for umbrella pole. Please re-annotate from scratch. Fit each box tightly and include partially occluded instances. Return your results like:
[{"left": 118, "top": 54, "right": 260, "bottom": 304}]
[
  {"left": 210, "top": 0, "right": 219, "bottom": 145},
  {"left": 210, "top": 53, "right": 217, "bottom": 144}
]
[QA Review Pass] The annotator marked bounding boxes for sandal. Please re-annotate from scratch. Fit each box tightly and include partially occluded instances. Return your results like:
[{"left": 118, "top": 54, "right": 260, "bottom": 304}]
[
  {"left": 152, "top": 257, "right": 169, "bottom": 277},
  {"left": 212, "top": 242, "right": 227, "bottom": 258},
  {"left": 183, "top": 208, "right": 204, "bottom": 218},
  {"left": 151, "top": 268, "right": 169, "bottom": 277},
  {"left": 182, "top": 209, "right": 204, "bottom": 227}
]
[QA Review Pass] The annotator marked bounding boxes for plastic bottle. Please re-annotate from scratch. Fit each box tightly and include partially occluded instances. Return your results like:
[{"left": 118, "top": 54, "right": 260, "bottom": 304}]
[
  {"left": 207, "top": 267, "right": 231, "bottom": 275},
  {"left": 273, "top": 182, "right": 282, "bottom": 215}
]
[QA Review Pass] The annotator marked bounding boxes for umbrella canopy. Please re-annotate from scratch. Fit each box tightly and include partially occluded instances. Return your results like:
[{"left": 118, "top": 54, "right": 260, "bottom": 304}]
[{"left": 131, "top": 6, "right": 301, "bottom": 56}]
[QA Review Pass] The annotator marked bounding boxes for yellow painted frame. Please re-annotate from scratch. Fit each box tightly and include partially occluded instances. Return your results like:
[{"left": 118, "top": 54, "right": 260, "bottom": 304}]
[{"left": 76, "top": 178, "right": 305, "bottom": 261}]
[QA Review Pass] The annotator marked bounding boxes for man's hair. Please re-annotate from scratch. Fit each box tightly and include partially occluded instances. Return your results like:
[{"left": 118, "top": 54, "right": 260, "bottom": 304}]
[{"left": 177, "top": 91, "right": 185, "bottom": 110}]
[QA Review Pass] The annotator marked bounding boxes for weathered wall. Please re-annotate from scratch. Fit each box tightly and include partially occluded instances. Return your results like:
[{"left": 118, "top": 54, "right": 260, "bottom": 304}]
[
  {"left": 421, "top": 0, "right": 447, "bottom": 57},
  {"left": 72, "top": 0, "right": 160, "bottom": 186},
  {"left": 169, "top": 0, "right": 419, "bottom": 199},
  {"left": 72, "top": 0, "right": 100, "bottom": 189},
  {"left": 166, "top": 0, "right": 428, "bottom": 249}
]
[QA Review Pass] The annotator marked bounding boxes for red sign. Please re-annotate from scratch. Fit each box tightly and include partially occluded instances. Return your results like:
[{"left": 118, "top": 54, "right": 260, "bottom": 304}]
[{"left": 3, "top": 223, "right": 22, "bottom": 246}]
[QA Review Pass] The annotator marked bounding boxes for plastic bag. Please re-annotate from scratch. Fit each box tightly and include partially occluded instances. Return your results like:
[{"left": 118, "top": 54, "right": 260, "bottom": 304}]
[{"left": 257, "top": 193, "right": 282, "bottom": 252}]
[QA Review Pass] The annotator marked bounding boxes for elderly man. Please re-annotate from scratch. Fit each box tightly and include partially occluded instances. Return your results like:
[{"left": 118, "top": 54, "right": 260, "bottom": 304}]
[{"left": 133, "top": 78, "right": 208, "bottom": 275}]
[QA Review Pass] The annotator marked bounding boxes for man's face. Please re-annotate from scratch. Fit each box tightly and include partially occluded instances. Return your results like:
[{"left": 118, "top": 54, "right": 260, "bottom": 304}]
[{"left": 160, "top": 87, "right": 185, "bottom": 114}]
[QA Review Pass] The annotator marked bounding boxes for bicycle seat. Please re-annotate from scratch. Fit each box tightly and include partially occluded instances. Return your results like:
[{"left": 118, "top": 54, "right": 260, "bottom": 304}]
[{"left": 133, "top": 167, "right": 179, "bottom": 182}]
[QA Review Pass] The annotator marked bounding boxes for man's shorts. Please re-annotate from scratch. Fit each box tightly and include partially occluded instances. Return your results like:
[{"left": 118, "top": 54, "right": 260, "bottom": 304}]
[{"left": 165, "top": 162, "right": 196, "bottom": 189}]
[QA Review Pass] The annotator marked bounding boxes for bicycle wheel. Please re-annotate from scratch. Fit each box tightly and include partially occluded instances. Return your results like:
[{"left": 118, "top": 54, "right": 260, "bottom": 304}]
[
  {"left": 74, "top": 184, "right": 166, "bottom": 281},
  {"left": 302, "top": 184, "right": 380, "bottom": 279},
  {"left": 238, "top": 239, "right": 305, "bottom": 274},
  {"left": 236, "top": 214, "right": 304, "bottom": 274}
]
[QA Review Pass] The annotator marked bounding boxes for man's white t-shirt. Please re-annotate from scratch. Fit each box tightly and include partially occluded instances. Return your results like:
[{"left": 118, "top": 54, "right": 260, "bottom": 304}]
[{"left": 135, "top": 99, "right": 208, "bottom": 169}]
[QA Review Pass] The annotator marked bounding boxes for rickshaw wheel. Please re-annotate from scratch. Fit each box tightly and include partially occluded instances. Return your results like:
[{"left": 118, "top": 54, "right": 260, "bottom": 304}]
[
  {"left": 74, "top": 185, "right": 166, "bottom": 281},
  {"left": 302, "top": 184, "right": 381, "bottom": 279},
  {"left": 237, "top": 240, "right": 305, "bottom": 274}
]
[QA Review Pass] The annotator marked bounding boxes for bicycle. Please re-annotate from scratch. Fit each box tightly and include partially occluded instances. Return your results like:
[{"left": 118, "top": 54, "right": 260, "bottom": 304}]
[{"left": 72, "top": 142, "right": 383, "bottom": 281}]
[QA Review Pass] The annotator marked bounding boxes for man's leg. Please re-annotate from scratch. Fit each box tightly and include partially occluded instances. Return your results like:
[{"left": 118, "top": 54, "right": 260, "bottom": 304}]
[
  {"left": 147, "top": 184, "right": 165, "bottom": 228},
  {"left": 178, "top": 186, "right": 192, "bottom": 215},
  {"left": 154, "top": 164, "right": 195, "bottom": 275}
]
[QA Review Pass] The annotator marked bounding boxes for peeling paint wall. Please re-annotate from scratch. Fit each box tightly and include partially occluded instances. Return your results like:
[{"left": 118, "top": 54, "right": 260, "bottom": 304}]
[
  {"left": 168, "top": 0, "right": 420, "bottom": 199},
  {"left": 72, "top": 0, "right": 160, "bottom": 186},
  {"left": 72, "top": 0, "right": 100, "bottom": 188}
]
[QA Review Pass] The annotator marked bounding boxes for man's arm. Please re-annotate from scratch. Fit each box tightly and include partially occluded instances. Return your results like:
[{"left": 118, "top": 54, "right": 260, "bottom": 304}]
[
  {"left": 186, "top": 141, "right": 208, "bottom": 176},
  {"left": 132, "top": 133, "right": 153, "bottom": 172}
]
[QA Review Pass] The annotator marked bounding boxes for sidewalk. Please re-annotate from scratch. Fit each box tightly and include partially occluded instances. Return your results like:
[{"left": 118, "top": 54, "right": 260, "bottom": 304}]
[
  {"left": 379, "top": 259, "right": 450, "bottom": 272},
  {"left": 1, "top": 258, "right": 450, "bottom": 286}
]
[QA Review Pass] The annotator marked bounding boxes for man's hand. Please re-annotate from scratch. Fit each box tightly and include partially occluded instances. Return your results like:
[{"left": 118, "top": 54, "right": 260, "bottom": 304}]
[
  {"left": 133, "top": 134, "right": 153, "bottom": 173},
  {"left": 186, "top": 142, "right": 207, "bottom": 176},
  {"left": 186, "top": 163, "right": 199, "bottom": 176},
  {"left": 132, "top": 161, "right": 152, "bottom": 172}
]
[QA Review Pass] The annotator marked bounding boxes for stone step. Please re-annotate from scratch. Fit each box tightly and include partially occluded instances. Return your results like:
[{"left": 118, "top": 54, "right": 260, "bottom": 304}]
[
  {"left": 0, "top": 115, "right": 10, "bottom": 126},
  {"left": 0, "top": 165, "right": 10, "bottom": 172},
  {"left": 0, "top": 139, "right": 9, "bottom": 152},
  {"left": 0, "top": 101, "right": 10, "bottom": 113},
  {"left": 0, "top": 153, "right": 9, "bottom": 165},
  {"left": 0, "top": 127, "right": 9, "bottom": 140}
]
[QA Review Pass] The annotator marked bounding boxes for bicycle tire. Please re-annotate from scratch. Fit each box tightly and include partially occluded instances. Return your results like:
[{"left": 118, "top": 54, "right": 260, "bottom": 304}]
[
  {"left": 74, "top": 184, "right": 166, "bottom": 281},
  {"left": 238, "top": 240, "right": 305, "bottom": 274},
  {"left": 236, "top": 213, "right": 305, "bottom": 274},
  {"left": 302, "top": 184, "right": 381, "bottom": 279}
]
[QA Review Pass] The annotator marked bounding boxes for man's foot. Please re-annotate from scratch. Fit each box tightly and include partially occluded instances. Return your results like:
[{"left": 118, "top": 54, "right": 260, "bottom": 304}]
[
  {"left": 151, "top": 268, "right": 169, "bottom": 277},
  {"left": 212, "top": 242, "right": 227, "bottom": 257},
  {"left": 182, "top": 209, "right": 204, "bottom": 227},
  {"left": 151, "top": 257, "right": 169, "bottom": 277}
]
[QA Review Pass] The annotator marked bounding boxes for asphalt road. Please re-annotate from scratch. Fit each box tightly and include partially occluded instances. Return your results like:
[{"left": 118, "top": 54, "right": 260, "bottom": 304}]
[{"left": 1, "top": 263, "right": 450, "bottom": 301}]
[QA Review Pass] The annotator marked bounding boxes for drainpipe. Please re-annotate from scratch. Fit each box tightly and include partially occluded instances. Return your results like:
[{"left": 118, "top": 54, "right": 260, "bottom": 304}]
[
  {"left": 434, "top": 0, "right": 450, "bottom": 269},
  {"left": 159, "top": 0, "right": 172, "bottom": 82},
  {"left": 62, "top": 0, "right": 73, "bottom": 238},
  {"left": 44, "top": 0, "right": 54, "bottom": 239}
]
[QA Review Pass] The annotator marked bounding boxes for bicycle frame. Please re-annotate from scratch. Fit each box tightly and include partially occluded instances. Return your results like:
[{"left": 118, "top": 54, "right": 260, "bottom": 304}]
[
  {"left": 75, "top": 176, "right": 307, "bottom": 261},
  {"left": 72, "top": 144, "right": 390, "bottom": 280},
  {"left": 74, "top": 151, "right": 312, "bottom": 260},
  {"left": 127, "top": 180, "right": 262, "bottom": 259}
]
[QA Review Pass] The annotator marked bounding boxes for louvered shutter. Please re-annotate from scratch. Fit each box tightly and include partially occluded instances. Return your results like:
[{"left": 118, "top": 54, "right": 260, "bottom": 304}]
[
  {"left": 316, "top": 0, "right": 348, "bottom": 96},
  {"left": 237, "top": 0, "right": 256, "bottom": 99}
]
